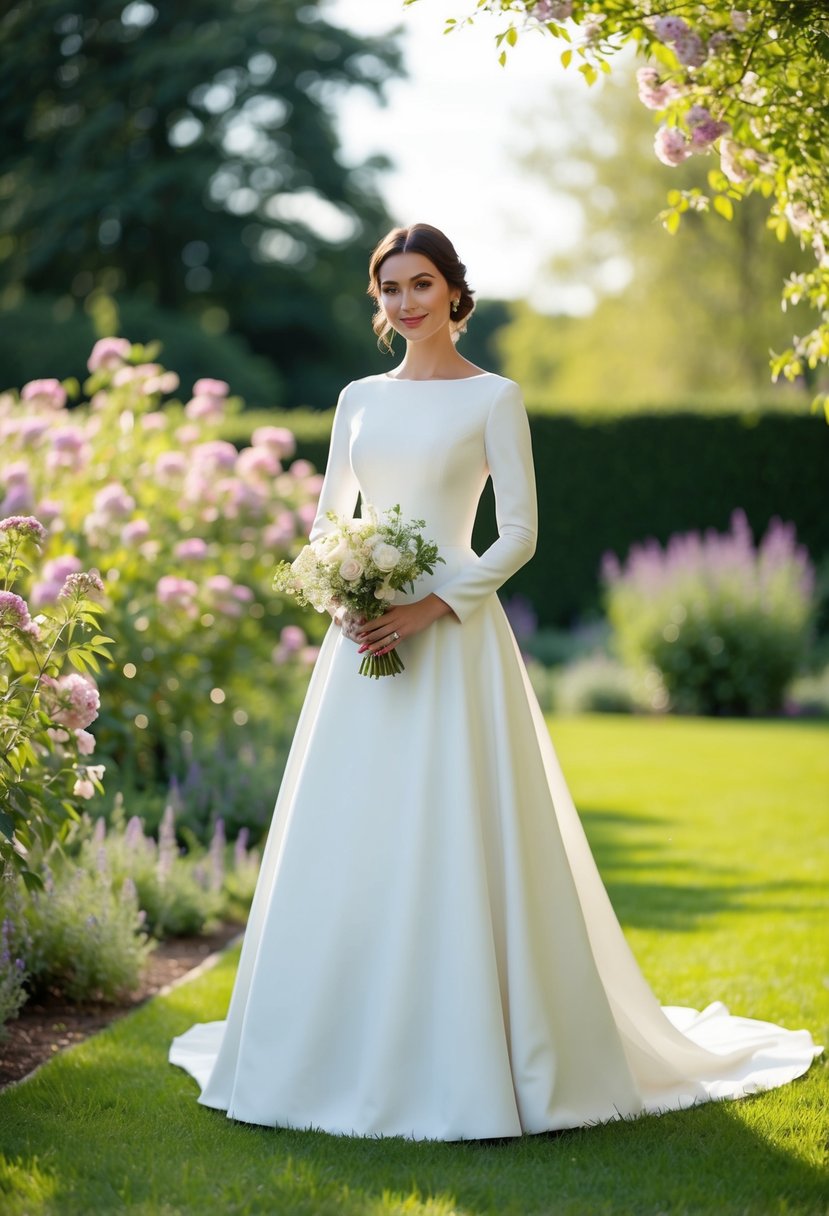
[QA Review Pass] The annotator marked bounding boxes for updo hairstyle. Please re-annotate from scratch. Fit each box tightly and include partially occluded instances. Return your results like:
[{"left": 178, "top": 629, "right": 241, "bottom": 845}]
[{"left": 367, "top": 223, "right": 475, "bottom": 353}]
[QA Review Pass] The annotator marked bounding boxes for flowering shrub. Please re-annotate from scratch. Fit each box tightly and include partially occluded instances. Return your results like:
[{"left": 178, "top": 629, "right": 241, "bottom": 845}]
[
  {"left": 1, "top": 340, "right": 321, "bottom": 820},
  {"left": 422, "top": 2, "right": 829, "bottom": 415},
  {"left": 552, "top": 654, "right": 637, "bottom": 715},
  {"left": 601, "top": 510, "right": 815, "bottom": 715},
  {"left": 0, "top": 912, "right": 29, "bottom": 1039},
  {"left": 0, "top": 515, "right": 112, "bottom": 884}
]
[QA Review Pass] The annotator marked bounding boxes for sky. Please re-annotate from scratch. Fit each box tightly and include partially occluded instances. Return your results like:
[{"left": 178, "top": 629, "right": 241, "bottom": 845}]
[{"left": 325, "top": 0, "right": 596, "bottom": 311}]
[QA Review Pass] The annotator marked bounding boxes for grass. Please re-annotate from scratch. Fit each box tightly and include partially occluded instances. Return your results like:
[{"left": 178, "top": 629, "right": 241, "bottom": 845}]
[{"left": 1, "top": 714, "right": 826, "bottom": 1216}]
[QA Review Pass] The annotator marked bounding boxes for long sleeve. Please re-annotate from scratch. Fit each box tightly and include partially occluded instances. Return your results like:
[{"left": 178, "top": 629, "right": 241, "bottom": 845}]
[
  {"left": 308, "top": 384, "right": 360, "bottom": 543},
  {"left": 434, "top": 380, "right": 537, "bottom": 624}
]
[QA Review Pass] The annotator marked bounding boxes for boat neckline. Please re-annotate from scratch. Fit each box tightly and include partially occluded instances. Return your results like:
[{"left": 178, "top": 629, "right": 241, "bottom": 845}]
[{"left": 382, "top": 371, "right": 493, "bottom": 383}]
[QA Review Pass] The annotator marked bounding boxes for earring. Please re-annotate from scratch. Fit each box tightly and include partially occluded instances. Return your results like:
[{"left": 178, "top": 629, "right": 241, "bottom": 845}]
[{"left": 451, "top": 300, "right": 459, "bottom": 314}]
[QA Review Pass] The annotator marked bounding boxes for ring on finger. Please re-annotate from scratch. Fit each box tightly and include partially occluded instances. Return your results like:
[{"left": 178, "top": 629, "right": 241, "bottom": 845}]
[{"left": 390, "top": 631, "right": 400, "bottom": 642}]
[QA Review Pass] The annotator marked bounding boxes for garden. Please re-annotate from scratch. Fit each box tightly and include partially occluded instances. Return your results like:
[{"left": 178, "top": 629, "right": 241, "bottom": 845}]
[{"left": 1, "top": 0, "right": 828, "bottom": 1212}]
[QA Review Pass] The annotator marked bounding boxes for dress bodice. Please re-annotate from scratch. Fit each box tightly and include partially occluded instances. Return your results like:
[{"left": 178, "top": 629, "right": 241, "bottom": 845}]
[{"left": 309, "top": 372, "right": 538, "bottom": 622}]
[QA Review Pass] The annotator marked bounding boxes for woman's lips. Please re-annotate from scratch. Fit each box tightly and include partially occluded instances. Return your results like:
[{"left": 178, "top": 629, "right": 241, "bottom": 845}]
[{"left": 401, "top": 316, "right": 427, "bottom": 327}]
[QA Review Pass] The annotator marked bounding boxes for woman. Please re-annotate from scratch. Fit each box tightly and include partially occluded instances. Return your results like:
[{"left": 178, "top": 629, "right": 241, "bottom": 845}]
[{"left": 170, "top": 223, "right": 820, "bottom": 1140}]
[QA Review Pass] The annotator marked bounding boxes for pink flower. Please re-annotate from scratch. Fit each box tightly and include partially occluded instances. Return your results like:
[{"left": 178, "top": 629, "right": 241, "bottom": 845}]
[
  {"left": 193, "top": 378, "right": 229, "bottom": 399},
  {"left": 73, "top": 778, "right": 96, "bottom": 800},
  {"left": 175, "top": 424, "right": 201, "bottom": 446},
  {"left": 112, "top": 362, "right": 162, "bottom": 388},
  {"left": 206, "top": 574, "right": 233, "bottom": 594},
  {"left": 3, "top": 463, "right": 31, "bottom": 487},
  {"left": 21, "top": 379, "right": 67, "bottom": 410},
  {"left": 174, "top": 537, "right": 208, "bottom": 560},
  {"left": 75, "top": 729, "right": 96, "bottom": 756},
  {"left": 0, "top": 515, "right": 47, "bottom": 543},
  {"left": 155, "top": 451, "right": 188, "bottom": 482},
  {"left": 0, "top": 590, "right": 41, "bottom": 639},
  {"left": 654, "top": 125, "right": 691, "bottom": 166},
  {"left": 41, "top": 673, "right": 100, "bottom": 730},
  {"left": 17, "top": 417, "right": 52, "bottom": 446},
  {"left": 143, "top": 371, "right": 179, "bottom": 395},
  {"left": 236, "top": 446, "right": 281, "bottom": 479},
  {"left": 0, "top": 484, "right": 34, "bottom": 515},
  {"left": 34, "top": 500, "right": 62, "bottom": 526},
  {"left": 636, "top": 67, "right": 681, "bottom": 111},
  {"left": 263, "top": 513, "right": 296, "bottom": 548},
  {"left": 251, "top": 426, "right": 296, "bottom": 460},
  {"left": 93, "top": 483, "right": 136, "bottom": 519},
  {"left": 87, "top": 337, "right": 132, "bottom": 372},
  {"left": 121, "top": 518, "right": 151, "bottom": 544},
  {"left": 193, "top": 440, "right": 238, "bottom": 471},
  {"left": 290, "top": 459, "right": 315, "bottom": 479},
  {"left": 185, "top": 395, "right": 224, "bottom": 422},
  {"left": 58, "top": 569, "right": 105, "bottom": 600},
  {"left": 156, "top": 575, "right": 199, "bottom": 611},
  {"left": 280, "top": 624, "right": 306, "bottom": 653},
  {"left": 531, "top": 0, "right": 572, "bottom": 20},
  {"left": 140, "top": 412, "right": 168, "bottom": 432}
]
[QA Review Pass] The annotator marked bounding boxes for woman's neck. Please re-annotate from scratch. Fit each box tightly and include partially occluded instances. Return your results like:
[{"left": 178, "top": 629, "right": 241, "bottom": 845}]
[{"left": 391, "top": 332, "right": 477, "bottom": 381}]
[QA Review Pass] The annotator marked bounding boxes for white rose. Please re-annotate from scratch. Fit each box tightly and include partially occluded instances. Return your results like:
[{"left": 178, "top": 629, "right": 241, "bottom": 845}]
[
  {"left": 373, "top": 543, "right": 402, "bottom": 572},
  {"left": 339, "top": 557, "right": 364, "bottom": 581},
  {"left": 374, "top": 582, "right": 396, "bottom": 601}
]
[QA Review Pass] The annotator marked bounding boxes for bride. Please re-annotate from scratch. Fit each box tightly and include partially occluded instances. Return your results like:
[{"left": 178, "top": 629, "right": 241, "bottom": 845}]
[{"left": 170, "top": 222, "right": 821, "bottom": 1140}]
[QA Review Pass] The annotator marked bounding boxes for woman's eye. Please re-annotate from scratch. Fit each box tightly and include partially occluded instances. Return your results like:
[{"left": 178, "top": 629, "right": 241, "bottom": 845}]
[{"left": 415, "top": 281, "right": 430, "bottom": 289}]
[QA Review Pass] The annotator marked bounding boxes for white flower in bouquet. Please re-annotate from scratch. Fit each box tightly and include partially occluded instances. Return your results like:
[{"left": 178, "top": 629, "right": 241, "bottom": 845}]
[{"left": 273, "top": 504, "right": 444, "bottom": 678}]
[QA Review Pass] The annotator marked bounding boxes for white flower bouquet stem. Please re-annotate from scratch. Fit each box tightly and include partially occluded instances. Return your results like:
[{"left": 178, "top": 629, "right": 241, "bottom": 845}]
[{"left": 273, "top": 504, "right": 443, "bottom": 679}]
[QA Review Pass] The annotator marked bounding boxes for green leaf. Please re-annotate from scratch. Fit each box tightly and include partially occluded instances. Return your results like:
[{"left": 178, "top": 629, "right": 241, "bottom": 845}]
[
  {"left": 578, "top": 63, "right": 598, "bottom": 86},
  {"left": 505, "top": 26, "right": 517, "bottom": 47},
  {"left": 713, "top": 195, "right": 734, "bottom": 221},
  {"left": 664, "top": 209, "right": 681, "bottom": 235},
  {"left": 0, "top": 809, "right": 14, "bottom": 840},
  {"left": 560, "top": 48, "right": 572, "bottom": 68}
]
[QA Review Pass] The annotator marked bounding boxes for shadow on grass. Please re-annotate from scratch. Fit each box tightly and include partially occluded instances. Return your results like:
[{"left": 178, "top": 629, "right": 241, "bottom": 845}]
[{"left": 579, "top": 805, "right": 825, "bottom": 932}]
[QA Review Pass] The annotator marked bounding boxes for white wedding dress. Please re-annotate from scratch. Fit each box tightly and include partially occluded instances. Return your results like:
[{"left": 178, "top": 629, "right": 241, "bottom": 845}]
[{"left": 170, "top": 372, "right": 820, "bottom": 1140}]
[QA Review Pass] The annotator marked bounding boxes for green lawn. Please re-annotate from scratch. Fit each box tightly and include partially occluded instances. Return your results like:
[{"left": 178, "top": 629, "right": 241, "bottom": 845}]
[{"left": 1, "top": 715, "right": 827, "bottom": 1216}]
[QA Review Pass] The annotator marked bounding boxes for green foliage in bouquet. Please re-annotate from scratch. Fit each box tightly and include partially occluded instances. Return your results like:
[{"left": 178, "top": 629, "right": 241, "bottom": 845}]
[{"left": 601, "top": 510, "right": 815, "bottom": 715}]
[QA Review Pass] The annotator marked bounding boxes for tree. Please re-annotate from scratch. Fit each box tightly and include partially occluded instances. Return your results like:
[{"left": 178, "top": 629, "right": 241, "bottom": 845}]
[
  {"left": 0, "top": 0, "right": 402, "bottom": 406},
  {"left": 496, "top": 71, "right": 814, "bottom": 408},
  {"left": 407, "top": 0, "right": 829, "bottom": 416}
]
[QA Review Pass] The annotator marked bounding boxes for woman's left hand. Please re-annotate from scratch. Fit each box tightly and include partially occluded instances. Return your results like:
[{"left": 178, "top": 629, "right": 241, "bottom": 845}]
[{"left": 356, "top": 594, "right": 455, "bottom": 657}]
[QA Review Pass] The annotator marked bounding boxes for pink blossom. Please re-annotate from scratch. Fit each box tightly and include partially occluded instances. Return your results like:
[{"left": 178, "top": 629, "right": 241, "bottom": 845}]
[
  {"left": 193, "top": 378, "right": 229, "bottom": 398},
  {"left": 155, "top": 451, "right": 188, "bottom": 482},
  {"left": 636, "top": 67, "right": 680, "bottom": 111},
  {"left": 175, "top": 424, "right": 201, "bottom": 446},
  {"left": 72, "top": 777, "right": 96, "bottom": 800},
  {"left": 35, "top": 500, "right": 62, "bottom": 525},
  {"left": 0, "top": 484, "right": 34, "bottom": 515},
  {"left": 143, "top": 371, "right": 179, "bottom": 395},
  {"left": 531, "top": 0, "right": 572, "bottom": 20},
  {"left": 251, "top": 426, "right": 296, "bottom": 459},
  {"left": 17, "top": 417, "right": 52, "bottom": 446},
  {"left": 0, "top": 590, "right": 41, "bottom": 639},
  {"left": 59, "top": 569, "right": 105, "bottom": 600},
  {"left": 75, "top": 729, "right": 96, "bottom": 755},
  {"left": 206, "top": 574, "right": 233, "bottom": 594},
  {"left": 236, "top": 446, "right": 281, "bottom": 479},
  {"left": 156, "top": 575, "right": 199, "bottom": 611},
  {"left": 296, "top": 502, "right": 318, "bottom": 530},
  {"left": 41, "top": 673, "right": 100, "bottom": 730},
  {"left": 140, "top": 411, "right": 168, "bottom": 431},
  {"left": 280, "top": 624, "right": 306, "bottom": 653},
  {"left": 654, "top": 125, "right": 691, "bottom": 166},
  {"left": 263, "top": 513, "right": 296, "bottom": 548},
  {"left": 300, "top": 645, "right": 320, "bottom": 666},
  {"left": 305, "top": 473, "right": 324, "bottom": 496},
  {"left": 121, "top": 518, "right": 151, "bottom": 544},
  {"left": 112, "top": 362, "right": 162, "bottom": 388},
  {"left": 31, "top": 554, "right": 83, "bottom": 605},
  {"left": 0, "top": 515, "right": 47, "bottom": 543},
  {"left": 93, "top": 483, "right": 135, "bottom": 519},
  {"left": 3, "top": 463, "right": 31, "bottom": 487},
  {"left": 21, "top": 379, "right": 67, "bottom": 410},
  {"left": 231, "top": 583, "right": 254, "bottom": 602},
  {"left": 185, "top": 395, "right": 225, "bottom": 422},
  {"left": 652, "top": 15, "right": 690, "bottom": 42},
  {"left": 88, "top": 337, "right": 132, "bottom": 372},
  {"left": 174, "top": 537, "right": 208, "bottom": 560},
  {"left": 193, "top": 440, "right": 238, "bottom": 471},
  {"left": 290, "top": 459, "right": 315, "bottom": 479}
]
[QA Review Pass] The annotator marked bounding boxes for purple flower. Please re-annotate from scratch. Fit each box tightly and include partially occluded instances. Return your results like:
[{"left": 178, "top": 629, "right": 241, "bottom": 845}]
[
  {"left": 21, "top": 379, "right": 67, "bottom": 410},
  {"left": 154, "top": 451, "right": 188, "bottom": 482},
  {"left": 531, "top": 0, "right": 572, "bottom": 21},
  {"left": 674, "top": 31, "right": 707, "bottom": 67},
  {"left": 156, "top": 575, "right": 199, "bottom": 613},
  {"left": 93, "top": 483, "right": 136, "bottom": 519},
  {"left": 234, "top": 827, "right": 250, "bottom": 868},
  {"left": 87, "top": 337, "right": 132, "bottom": 372},
  {"left": 236, "top": 447, "right": 281, "bottom": 479},
  {"left": 120, "top": 518, "right": 151, "bottom": 544},
  {"left": 58, "top": 569, "right": 106, "bottom": 601},
  {"left": 690, "top": 119, "right": 730, "bottom": 149},
  {"left": 636, "top": 67, "right": 681, "bottom": 111},
  {"left": 653, "top": 15, "right": 690, "bottom": 43},
  {"left": 209, "top": 818, "right": 226, "bottom": 892},
  {"left": 157, "top": 802, "right": 177, "bottom": 880}
]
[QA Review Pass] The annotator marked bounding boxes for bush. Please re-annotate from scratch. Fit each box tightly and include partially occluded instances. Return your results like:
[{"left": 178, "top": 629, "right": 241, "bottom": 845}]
[
  {"left": 552, "top": 654, "right": 637, "bottom": 715},
  {"left": 601, "top": 510, "right": 815, "bottom": 715},
  {"left": 24, "top": 856, "right": 152, "bottom": 1003},
  {"left": 0, "top": 516, "right": 112, "bottom": 884},
  {"left": 0, "top": 340, "right": 320, "bottom": 812},
  {"left": 0, "top": 903, "right": 30, "bottom": 1037}
]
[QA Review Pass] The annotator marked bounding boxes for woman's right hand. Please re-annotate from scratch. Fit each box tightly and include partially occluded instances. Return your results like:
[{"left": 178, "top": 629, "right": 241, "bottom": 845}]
[{"left": 329, "top": 605, "right": 365, "bottom": 644}]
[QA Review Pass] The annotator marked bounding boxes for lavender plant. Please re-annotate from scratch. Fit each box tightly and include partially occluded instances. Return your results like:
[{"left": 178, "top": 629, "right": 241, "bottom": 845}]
[
  {"left": 601, "top": 510, "right": 815, "bottom": 715},
  {"left": 0, "top": 912, "right": 29, "bottom": 1036}
]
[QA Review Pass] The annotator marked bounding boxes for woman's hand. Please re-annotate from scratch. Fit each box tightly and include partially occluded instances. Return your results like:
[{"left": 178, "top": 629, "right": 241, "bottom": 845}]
[
  {"left": 328, "top": 603, "right": 366, "bottom": 645},
  {"left": 355, "top": 594, "right": 455, "bottom": 657}
]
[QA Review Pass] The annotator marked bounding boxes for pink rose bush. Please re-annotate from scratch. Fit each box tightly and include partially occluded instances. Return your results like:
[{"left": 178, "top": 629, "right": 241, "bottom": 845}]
[
  {"left": 0, "top": 515, "right": 111, "bottom": 882},
  {"left": 1, "top": 338, "right": 321, "bottom": 817}
]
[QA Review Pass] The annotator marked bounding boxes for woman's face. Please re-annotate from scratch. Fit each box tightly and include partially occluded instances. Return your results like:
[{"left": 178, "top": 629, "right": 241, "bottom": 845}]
[{"left": 377, "top": 252, "right": 459, "bottom": 345}]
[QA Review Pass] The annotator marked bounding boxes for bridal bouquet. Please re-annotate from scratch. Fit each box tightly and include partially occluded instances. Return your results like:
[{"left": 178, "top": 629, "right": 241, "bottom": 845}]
[{"left": 273, "top": 504, "right": 444, "bottom": 678}]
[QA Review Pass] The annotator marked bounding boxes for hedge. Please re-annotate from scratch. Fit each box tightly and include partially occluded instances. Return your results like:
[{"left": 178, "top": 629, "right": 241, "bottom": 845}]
[{"left": 224, "top": 409, "right": 829, "bottom": 628}]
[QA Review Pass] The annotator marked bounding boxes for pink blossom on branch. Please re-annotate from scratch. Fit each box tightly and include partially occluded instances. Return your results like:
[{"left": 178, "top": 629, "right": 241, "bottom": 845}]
[
  {"left": 654, "top": 125, "right": 691, "bottom": 166},
  {"left": 87, "top": 337, "right": 132, "bottom": 372},
  {"left": 21, "top": 379, "right": 67, "bottom": 410},
  {"left": 636, "top": 67, "right": 680, "bottom": 111},
  {"left": 40, "top": 672, "right": 101, "bottom": 731}
]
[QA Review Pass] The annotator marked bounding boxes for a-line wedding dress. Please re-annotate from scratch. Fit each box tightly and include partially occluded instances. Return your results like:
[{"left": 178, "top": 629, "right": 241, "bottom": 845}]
[{"left": 170, "top": 372, "right": 820, "bottom": 1140}]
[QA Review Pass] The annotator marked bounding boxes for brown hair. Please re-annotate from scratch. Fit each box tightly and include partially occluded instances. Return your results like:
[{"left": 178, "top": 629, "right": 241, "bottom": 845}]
[{"left": 367, "top": 223, "right": 475, "bottom": 353}]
